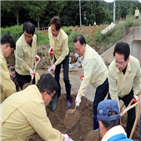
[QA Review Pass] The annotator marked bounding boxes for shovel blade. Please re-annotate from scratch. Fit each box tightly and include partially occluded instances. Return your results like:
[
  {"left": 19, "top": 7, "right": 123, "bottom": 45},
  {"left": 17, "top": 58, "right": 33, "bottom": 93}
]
[{"left": 48, "top": 93, "right": 58, "bottom": 111}]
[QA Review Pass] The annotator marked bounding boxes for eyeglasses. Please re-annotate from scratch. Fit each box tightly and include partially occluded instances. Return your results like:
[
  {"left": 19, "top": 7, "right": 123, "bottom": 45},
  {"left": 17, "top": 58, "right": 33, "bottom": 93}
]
[
  {"left": 115, "top": 60, "right": 124, "bottom": 67},
  {"left": 48, "top": 92, "right": 56, "bottom": 102}
]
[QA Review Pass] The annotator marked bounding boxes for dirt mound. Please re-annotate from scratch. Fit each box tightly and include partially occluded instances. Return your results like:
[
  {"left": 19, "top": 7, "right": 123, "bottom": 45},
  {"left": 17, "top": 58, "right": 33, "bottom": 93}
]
[
  {"left": 36, "top": 45, "right": 51, "bottom": 70},
  {"left": 71, "top": 25, "right": 108, "bottom": 36},
  {"left": 84, "top": 130, "right": 101, "bottom": 141},
  {"left": 6, "top": 52, "right": 15, "bottom": 67},
  {"left": 30, "top": 94, "right": 140, "bottom": 141},
  {"left": 30, "top": 94, "right": 93, "bottom": 141},
  {"left": 121, "top": 113, "right": 140, "bottom": 141}
]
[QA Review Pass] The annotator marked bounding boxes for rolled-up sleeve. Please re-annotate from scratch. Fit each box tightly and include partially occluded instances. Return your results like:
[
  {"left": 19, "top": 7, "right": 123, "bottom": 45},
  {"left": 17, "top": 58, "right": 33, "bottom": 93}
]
[
  {"left": 108, "top": 70, "right": 120, "bottom": 108},
  {"left": 29, "top": 103, "right": 64, "bottom": 141}
]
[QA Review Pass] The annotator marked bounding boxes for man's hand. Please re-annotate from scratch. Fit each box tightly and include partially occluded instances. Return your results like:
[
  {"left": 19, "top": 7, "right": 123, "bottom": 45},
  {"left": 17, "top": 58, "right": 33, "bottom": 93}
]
[
  {"left": 75, "top": 94, "right": 81, "bottom": 107},
  {"left": 51, "top": 63, "right": 56, "bottom": 73},
  {"left": 49, "top": 47, "right": 53, "bottom": 56},
  {"left": 10, "top": 74, "right": 14, "bottom": 80},
  {"left": 35, "top": 55, "right": 40, "bottom": 61},
  {"left": 80, "top": 74, "right": 84, "bottom": 81},
  {"left": 29, "top": 68, "right": 34, "bottom": 77},
  {"left": 61, "top": 133, "right": 73, "bottom": 141},
  {"left": 133, "top": 95, "right": 138, "bottom": 103}
]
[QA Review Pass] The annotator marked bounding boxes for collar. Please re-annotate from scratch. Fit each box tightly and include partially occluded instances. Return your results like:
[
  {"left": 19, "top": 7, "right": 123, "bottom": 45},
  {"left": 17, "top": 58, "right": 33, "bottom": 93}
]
[
  {"left": 116, "top": 56, "right": 131, "bottom": 73},
  {"left": 102, "top": 125, "right": 127, "bottom": 141},
  {"left": 83, "top": 44, "right": 88, "bottom": 58},
  {"left": 0, "top": 48, "right": 4, "bottom": 57},
  {"left": 22, "top": 34, "right": 34, "bottom": 46},
  {"left": 51, "top": 29, "right": 60, "bottom": 41}
]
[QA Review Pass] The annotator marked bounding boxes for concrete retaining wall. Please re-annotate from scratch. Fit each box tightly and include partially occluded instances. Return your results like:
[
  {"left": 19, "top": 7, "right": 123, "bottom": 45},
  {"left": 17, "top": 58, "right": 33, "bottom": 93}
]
[{"left": 101, "top": 26, "right": 141, "bottom": 64}]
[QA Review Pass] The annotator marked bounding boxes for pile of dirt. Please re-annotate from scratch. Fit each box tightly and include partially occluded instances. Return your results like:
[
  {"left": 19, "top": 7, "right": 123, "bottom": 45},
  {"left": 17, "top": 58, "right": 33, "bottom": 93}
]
[
  {"left": 30, "top": 94, "right": 140, "bottom": 141},
  {"left": 84, "top": 130, "right": 101, "bottom": 141},
  {"left": 6, "top": 52, "right": 15, "bottom": 67},
  {"left": 71, "top": 25, "right": 108, "bottom": 36},
  {"left": 30, "top": 94, "right": 93, "bottom": 141},
  {"left": 36, "top": 45, "right": 52, "bottom": 70}
]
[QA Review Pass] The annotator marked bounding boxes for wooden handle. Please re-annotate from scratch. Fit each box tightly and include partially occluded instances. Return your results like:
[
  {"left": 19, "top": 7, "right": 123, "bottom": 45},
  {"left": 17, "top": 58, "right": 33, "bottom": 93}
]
[
  {"left": 49, "top": 55, "right": 53, "bottom": 67},
  {"left": 34, "top": 60, "right": 40, "bottom": 72},
  {"left": 120, "top": 102, "right": 138, "bottom": 117},
  {"left": 120, "top": 103, "right": 125, "bottom": 111},
  {"left": 129, "top": 96, "right": 140, "bottom": 139}
]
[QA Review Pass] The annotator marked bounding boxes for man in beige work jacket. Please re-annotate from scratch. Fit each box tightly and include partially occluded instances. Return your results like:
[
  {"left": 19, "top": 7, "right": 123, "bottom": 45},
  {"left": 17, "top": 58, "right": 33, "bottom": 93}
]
[
  {"left": 135, "top": 7, "right": 140, "bottom": 19},
  {"left": 0, "top": 34, "right": 16, "bottom": 103},
  {"left": 108, "top": 42, "right": 141, "bottom": 137},
  {"left": 74, "top": 34, "right": 109, "bottom": 130},
  {"left": 15, "top": 21, "right": 40, "bottom": 90},
  {"left": 1, "top": 73, "right": 73, "bottom": 141},
  {"left": 48, "top": 16, "right": 71, "bottom": 108}
]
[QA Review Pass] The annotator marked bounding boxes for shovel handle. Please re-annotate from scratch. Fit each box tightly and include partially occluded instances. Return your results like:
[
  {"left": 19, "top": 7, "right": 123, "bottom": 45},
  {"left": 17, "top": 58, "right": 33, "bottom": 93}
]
[{"left": 120, "top": 102, "right": 138, "bottom": 117}]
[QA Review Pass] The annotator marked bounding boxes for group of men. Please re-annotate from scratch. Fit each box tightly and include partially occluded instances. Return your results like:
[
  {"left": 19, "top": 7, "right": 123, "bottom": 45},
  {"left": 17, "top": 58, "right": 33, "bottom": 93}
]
[{"left": 0, "top": 15, "right": 141, "bottom": 141}]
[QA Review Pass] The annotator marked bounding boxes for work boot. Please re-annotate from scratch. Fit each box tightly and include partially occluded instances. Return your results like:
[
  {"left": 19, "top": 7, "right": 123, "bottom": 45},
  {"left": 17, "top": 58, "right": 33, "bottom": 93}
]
[
  {"left": 56, "top": 87, "right": 61, "bottom": 98},
  {"left": 93, "top": 116, "right": 99, "bottom": 130},
  {"left": 66, "top": 84, "right": 71, "bottom": 108}
]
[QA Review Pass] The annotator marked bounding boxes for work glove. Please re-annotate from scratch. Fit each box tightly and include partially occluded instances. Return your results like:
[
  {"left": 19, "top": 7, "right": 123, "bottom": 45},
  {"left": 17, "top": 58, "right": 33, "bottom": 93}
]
[
  {"left": 51, "top": 63, "right": 56, "bottom": 72},
  {"left": 75, "top": 94, "right": 81, "bottom": 107},
  {"left": 133, "top": 95, "right": 138, "bottom": 103},
  {"left": 61, "top": 133, "right": 74, "bottom": 141},
  {"left": 80, "top": 74, "right": 84, "bottom": 81},
  {"left": 35, "top": 54, "right": 40, "bottom": 61},
  {"left": 29, "top": 68, "right": 35, "bottom": 77},
  {"left": 49, "top": 46, "right": 53, "bottom": 55}
]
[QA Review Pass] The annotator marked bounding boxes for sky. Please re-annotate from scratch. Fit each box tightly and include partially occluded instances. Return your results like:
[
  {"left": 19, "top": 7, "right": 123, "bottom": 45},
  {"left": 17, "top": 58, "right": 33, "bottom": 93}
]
[{"left": 104, "top": 0, "right": 141, "bottom": 3}]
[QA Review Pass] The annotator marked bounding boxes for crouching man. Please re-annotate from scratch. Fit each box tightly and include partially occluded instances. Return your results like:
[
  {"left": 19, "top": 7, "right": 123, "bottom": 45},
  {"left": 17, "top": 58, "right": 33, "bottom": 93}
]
[
  {"left": 1, "top": 73, "right": 73, "bottom": 141},
  {"left": 97, "top": 99, "right": 133, "bottom": 141}
]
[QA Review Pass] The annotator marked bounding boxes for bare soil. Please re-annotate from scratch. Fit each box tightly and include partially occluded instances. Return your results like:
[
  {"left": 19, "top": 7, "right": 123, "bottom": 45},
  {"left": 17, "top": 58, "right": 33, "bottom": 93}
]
[
  {"left": 64, "top": 109, "right": 81, "bottom": 128},
  {"left": 30, "top": 94, "right": 140, "bottom": 141}
]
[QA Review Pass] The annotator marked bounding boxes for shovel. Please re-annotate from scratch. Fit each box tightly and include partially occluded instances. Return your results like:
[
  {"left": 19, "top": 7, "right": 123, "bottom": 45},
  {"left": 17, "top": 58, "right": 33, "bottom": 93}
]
[
  {"left": 120, "top": 95, "right": 141, "bottom": 117},
  {"left": 64, "top": 94, "right": 88, "bottom": 128},
  {"left": 23, "top": 59, "right": 40, "bottom": 89},
  {"left": 64, "top": 105, "right": 81, "bottom": 128},
  {"left": 48, "top": 53, "right": 58, "bottom": 111},
  {"left": 129, "top": 95, "right": 141, "bottom": 139}
]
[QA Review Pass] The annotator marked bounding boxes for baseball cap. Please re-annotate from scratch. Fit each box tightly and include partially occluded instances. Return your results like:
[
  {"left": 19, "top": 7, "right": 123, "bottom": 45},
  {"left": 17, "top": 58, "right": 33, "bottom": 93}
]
[
  {"left": 11, "top": 67, "right": 15, "bottom": 71},
  {"left": 97, "top": 100, "right": 120, "bottom": 121}
]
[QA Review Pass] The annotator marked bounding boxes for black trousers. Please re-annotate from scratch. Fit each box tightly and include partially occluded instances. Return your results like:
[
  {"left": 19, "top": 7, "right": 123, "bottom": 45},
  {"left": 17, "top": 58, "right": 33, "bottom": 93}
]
[
  {"left": 54, "top": 52, "right": 70, "bottom": 89},
  {"left": 108, "top": 89, "right": 136, "bottom": 137},
  {"left": 93, "top": 78, "right": 109, "bottom": 116},
  {"left": 16, "top": 71, "right": 35, "bottom": 90}
]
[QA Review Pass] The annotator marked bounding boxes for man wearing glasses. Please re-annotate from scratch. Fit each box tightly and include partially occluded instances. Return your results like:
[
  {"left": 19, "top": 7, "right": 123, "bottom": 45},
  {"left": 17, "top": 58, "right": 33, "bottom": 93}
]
[
  {"left": 1, "top": 73, "right": 73, "bottom": 141},
  {"left": 74, "top": 34, "right": 109, "bottom": 130},
  {"left": 108, "top": 42, "right": 141, "bottom": 137},
  {"left": 15, "top": 21, "right": 40, "bottom": 90}
]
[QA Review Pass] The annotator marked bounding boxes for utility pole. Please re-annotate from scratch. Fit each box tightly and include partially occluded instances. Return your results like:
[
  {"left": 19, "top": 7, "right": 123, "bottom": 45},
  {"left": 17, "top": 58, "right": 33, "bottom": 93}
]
[
  {"left": 113, "top": 0, "right": 116, "bottom": 22},
  {"left": 79, "top": 0, "right": 82, "bottom": 26}
]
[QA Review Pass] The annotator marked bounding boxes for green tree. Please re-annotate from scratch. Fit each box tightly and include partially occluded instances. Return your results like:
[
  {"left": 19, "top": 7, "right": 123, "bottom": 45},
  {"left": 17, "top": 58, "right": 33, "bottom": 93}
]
[
  {"left": 51, "top": 1, "right": 67, "bottom": 17},
  {"left": 24, "top": 1, "right": 49, "bottom": 30},
  {"left": 1, "top": 1, "right": 24, "bottom": 25}
]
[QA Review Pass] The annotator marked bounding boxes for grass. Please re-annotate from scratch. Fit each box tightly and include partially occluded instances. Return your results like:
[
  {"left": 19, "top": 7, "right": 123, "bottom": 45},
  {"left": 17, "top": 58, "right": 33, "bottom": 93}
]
[
  {"left": 68, "top": 31, "right": 79, "bottom": 52},
  {"left": 1, "top": 14, "right": 140, "bottom": 52},
  {"left": 93, "top": 14, "right": 141, "bottom": 51}
]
